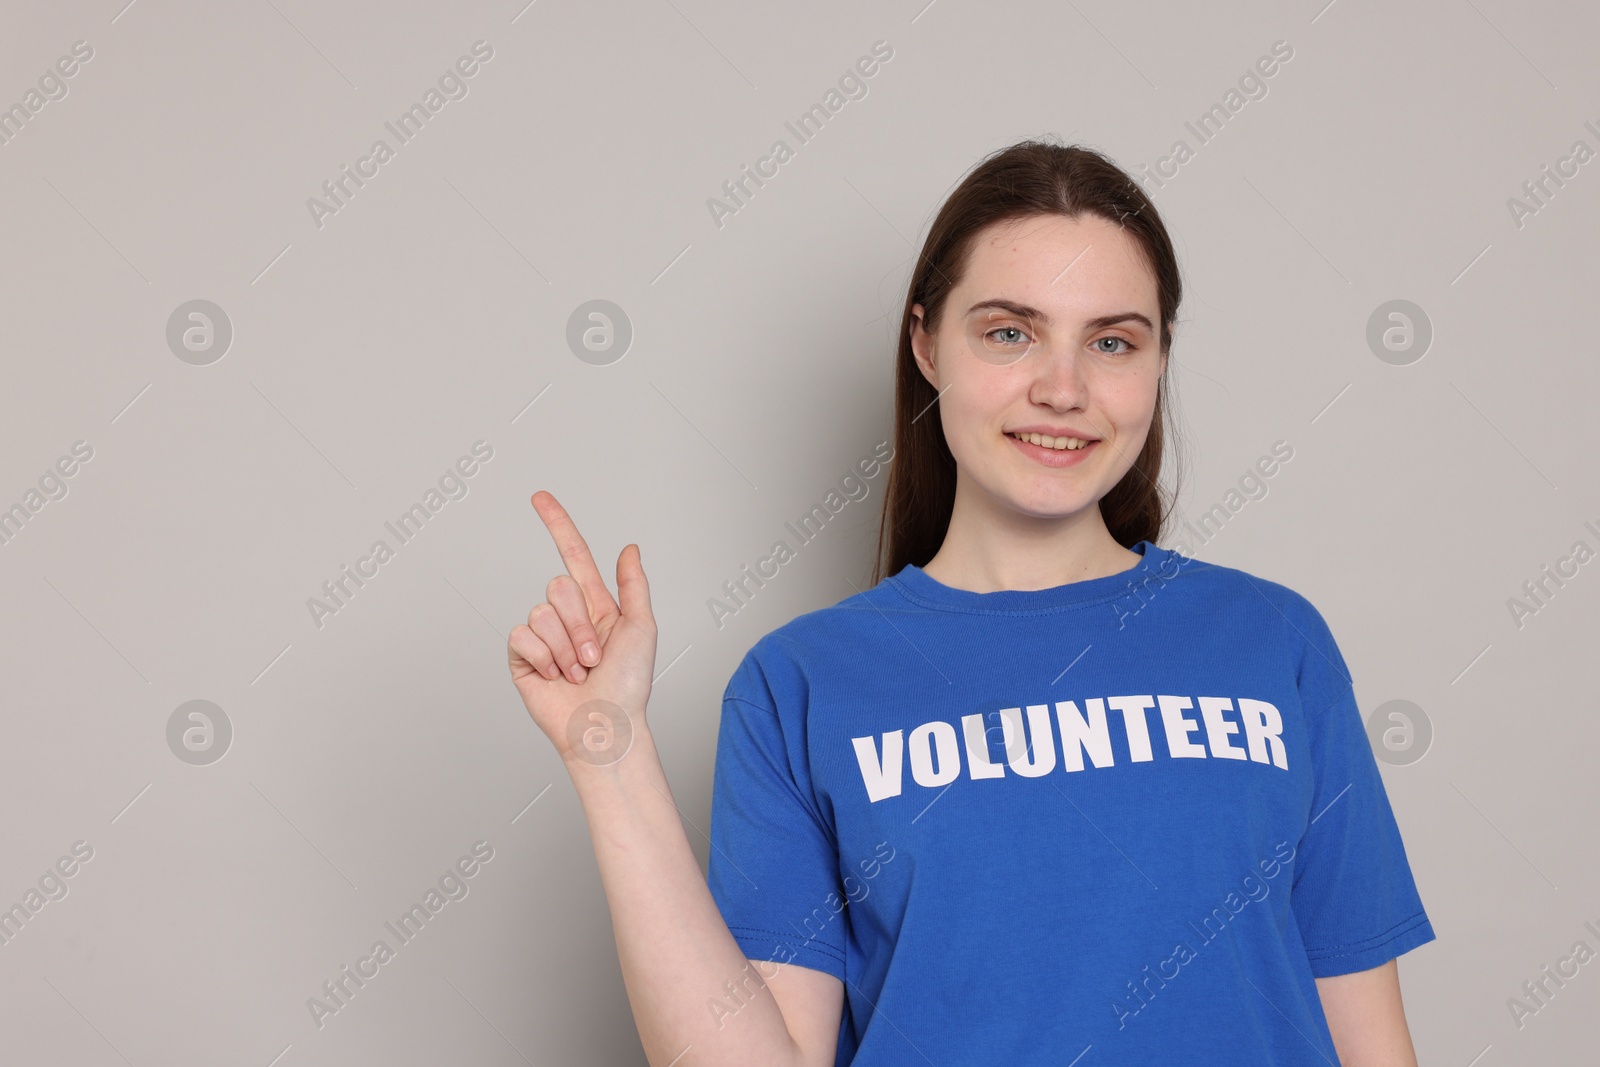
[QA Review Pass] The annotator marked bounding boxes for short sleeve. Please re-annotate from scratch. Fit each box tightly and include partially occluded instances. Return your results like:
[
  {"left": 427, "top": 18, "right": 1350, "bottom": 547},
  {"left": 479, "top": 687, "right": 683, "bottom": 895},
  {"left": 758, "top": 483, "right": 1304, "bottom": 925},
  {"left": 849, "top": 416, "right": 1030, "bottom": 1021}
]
[
  {"left": 1288, "top": 602, "right": 1437, "bottom": 978},
  {"left": 706, "top": 646, "right": 847, "bottom": 980}
]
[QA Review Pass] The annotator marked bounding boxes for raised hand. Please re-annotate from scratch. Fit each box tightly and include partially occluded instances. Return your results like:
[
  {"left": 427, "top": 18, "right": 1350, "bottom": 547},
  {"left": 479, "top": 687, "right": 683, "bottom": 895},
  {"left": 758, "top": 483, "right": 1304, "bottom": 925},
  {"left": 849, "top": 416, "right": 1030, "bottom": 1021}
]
[{"left": 507, "top": 491, "right": 657, "bottom": 765}]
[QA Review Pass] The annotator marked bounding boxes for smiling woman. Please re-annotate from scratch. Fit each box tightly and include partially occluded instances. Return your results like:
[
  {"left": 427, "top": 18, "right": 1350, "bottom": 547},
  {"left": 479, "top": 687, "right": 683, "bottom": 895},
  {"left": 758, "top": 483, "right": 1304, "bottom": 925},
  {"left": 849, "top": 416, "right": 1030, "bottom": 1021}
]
[{"left": 703, "top": 141, "right": 1435, "bottom": 1065}]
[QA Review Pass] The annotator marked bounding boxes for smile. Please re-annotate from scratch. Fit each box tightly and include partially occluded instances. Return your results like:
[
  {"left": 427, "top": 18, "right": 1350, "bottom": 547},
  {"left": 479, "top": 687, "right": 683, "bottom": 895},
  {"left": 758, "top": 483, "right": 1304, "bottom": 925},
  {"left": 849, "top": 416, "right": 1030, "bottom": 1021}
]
[
  {"left": 1006, "top": 431, "right": 1092, "bottom": 451},
  {"left": 1005, "top": 430, "right": 1099, "bottom": 467}
]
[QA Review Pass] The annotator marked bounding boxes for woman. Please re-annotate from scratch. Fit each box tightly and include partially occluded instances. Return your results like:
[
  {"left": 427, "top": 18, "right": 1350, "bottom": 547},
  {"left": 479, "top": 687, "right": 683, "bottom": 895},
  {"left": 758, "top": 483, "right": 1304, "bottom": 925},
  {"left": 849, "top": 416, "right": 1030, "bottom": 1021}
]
[{"left": 507, "top": 140, "right": 1435, "bottom": 1066}]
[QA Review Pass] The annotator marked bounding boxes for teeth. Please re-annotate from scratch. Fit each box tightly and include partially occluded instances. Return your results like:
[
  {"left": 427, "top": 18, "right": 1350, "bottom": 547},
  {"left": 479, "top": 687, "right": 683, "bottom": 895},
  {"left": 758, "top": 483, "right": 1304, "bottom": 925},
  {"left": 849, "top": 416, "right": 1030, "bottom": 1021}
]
[{"left": 1011, "top": 432, "right": 1090, "bottom": 451}]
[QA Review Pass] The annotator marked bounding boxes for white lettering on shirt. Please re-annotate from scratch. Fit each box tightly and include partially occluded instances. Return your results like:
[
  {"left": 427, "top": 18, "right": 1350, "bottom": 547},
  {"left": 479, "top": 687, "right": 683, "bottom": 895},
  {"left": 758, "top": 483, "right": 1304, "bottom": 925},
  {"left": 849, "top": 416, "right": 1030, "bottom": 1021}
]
[
  {"left": 1158, "top": 695, "right": 1209, "bottom": 759},
  {"left": 1237, "top": 698, "right": 1288, "bottom": 769},
  {"left": 850, "top": 694, "right": 1289, "bottom": 803},
  {"left": 852, "top": 730, "right": 904, "bottom": 802},
  {"left": 1107, "top": 695, "right": 1156, "bottom": 761},
  {"left": 908, "top": 721, "right": 960, "bottom": 788},
  {"left": 1056, "top": 698, "right": 1115, "bottom": 771},
  {"left": 961, "top": 713, "right": 1006, "bottom": 779},
  {"left": 1199, "top": 697, "right": 1248, "bottom": 760}
]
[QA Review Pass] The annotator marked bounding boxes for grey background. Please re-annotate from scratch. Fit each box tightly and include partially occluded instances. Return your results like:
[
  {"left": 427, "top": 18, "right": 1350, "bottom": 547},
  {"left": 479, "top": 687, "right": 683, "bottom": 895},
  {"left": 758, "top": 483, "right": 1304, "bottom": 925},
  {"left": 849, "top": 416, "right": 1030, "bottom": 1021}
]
[{"left": 1, "top": 0, "right": 1595, "bottom": 1063}]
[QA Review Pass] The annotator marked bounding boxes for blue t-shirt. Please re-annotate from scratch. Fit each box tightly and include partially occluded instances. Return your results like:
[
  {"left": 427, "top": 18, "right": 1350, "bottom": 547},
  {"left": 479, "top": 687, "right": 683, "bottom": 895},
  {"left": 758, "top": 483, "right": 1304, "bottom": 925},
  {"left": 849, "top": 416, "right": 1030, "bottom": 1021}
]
[{"left": 706, "top": 540, "right": 1436, "bottom": 1065}]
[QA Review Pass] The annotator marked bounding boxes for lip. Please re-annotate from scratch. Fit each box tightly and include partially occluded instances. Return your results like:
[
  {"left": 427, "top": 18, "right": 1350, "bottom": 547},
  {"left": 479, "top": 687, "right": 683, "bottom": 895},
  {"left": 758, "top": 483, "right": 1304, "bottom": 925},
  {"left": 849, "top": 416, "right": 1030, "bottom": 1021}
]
[{"left": 1005, "top": 431, "right": 1098, "bottom": 468}]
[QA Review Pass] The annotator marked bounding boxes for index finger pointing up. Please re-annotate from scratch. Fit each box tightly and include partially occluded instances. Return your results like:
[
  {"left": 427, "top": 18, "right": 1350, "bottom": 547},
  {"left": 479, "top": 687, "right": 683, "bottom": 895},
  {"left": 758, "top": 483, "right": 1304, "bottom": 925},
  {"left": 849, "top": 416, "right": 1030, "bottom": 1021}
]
[{"left": 530, "top": 491, "right": 619, "bottom": 622}]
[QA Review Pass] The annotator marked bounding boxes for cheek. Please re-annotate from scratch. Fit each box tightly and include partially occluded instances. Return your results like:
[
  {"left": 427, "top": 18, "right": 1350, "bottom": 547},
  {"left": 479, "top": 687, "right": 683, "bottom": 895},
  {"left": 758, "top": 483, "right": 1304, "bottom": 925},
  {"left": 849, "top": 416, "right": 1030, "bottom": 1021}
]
[
  {"left": 938, "top": 394, "right": 979, "bottom": 458},
  {"left": 940, "top": 373, "right": 1010, "bottom": 449},
  {"left": 1100, "top": 370, "right": 1160, "bottom": 430}
]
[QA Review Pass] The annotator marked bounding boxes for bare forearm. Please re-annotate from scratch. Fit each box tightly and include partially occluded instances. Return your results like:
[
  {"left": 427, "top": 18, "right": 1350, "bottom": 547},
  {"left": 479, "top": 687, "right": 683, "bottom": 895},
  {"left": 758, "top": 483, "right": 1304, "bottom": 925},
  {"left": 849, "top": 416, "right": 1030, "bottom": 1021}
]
[
  {"left": 1316, "top": 960, "right": 1419, "bottom": 1067},
  {"left": 567, "top": 724, "right": 804, "bottom": 1067}
]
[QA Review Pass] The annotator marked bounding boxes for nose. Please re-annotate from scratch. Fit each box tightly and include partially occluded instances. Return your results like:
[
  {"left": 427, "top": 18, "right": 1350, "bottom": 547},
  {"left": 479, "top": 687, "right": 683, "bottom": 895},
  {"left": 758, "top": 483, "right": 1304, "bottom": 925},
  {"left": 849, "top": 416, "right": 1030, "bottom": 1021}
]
[{"left": 1028, "top": 340, "right": 1090, "bottom": 412}]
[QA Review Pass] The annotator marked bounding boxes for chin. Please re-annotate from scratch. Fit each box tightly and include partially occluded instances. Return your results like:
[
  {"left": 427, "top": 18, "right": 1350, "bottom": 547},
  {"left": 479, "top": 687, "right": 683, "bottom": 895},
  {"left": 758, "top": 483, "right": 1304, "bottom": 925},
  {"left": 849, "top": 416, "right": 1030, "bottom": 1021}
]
[{"left": 1003, "top": 488, "right": 1100, "bottom": 520}]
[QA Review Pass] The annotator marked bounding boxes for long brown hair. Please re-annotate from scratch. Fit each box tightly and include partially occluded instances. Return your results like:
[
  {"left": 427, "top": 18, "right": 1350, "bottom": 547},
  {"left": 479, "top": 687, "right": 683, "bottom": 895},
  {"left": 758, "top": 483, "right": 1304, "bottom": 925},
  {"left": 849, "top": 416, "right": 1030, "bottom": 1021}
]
[{"left": 870, "top": 139, "right": 1186, "bottom": 584}]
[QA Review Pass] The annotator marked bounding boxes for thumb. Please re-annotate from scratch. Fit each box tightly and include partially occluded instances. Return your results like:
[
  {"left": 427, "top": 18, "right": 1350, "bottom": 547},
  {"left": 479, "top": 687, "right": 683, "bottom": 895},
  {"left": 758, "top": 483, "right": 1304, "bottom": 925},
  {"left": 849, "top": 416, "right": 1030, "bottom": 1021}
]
[{"left": 616, "top": 543, "right": 653, "bottom": 623}]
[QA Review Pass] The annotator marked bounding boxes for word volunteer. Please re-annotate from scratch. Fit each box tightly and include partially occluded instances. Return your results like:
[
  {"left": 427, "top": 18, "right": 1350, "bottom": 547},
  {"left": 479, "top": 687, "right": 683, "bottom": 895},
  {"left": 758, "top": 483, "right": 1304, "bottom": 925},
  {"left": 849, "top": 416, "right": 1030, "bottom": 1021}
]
[{"left": 852, "top": 694, "right": 1290, "bottom": 802}]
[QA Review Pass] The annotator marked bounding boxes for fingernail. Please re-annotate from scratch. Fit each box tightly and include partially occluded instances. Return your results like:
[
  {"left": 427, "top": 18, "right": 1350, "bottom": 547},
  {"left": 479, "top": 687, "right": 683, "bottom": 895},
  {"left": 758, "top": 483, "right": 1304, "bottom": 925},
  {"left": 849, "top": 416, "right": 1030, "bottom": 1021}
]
[
  {"left": 543, "top": 665, "right": 560, "bottom": 680},
  {"left": 580, "top": 642, "right": 600, "bottom": 666},
  {"left": 570, "top": 663, "right": 587, "bottom": 682}
]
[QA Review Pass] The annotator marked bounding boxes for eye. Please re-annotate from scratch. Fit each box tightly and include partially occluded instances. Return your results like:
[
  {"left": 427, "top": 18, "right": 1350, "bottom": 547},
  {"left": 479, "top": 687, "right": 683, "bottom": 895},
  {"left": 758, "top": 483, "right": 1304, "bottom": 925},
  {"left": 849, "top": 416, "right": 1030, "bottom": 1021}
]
[
  {"left": 986, "top": 326, "right": 1031, "bottom": 347},
  {"left": 1094, "top": 336, "right": 1137, "bottom": 355}
]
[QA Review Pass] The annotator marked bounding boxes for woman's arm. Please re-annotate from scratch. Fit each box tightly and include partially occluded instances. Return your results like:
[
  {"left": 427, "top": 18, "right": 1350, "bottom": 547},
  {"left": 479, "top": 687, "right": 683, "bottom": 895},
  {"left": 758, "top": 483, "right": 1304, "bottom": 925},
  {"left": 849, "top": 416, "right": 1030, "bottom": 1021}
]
[
  {"left": 566, "top": 725, "right": 844, "bottom": 1066},
  {"left": 1314, "top": 959, "right": 1419, "bottom": 1067},
  {"left": 509, "top": 493, "right": 842, "bottom": 1066}
]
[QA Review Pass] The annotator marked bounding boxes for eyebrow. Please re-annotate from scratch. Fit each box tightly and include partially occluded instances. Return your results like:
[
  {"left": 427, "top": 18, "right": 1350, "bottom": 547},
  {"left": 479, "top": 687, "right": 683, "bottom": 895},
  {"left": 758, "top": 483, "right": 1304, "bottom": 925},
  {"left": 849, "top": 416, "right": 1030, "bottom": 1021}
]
[{"left": 966, "top": 299, "right": 1155, "bottom": 335}]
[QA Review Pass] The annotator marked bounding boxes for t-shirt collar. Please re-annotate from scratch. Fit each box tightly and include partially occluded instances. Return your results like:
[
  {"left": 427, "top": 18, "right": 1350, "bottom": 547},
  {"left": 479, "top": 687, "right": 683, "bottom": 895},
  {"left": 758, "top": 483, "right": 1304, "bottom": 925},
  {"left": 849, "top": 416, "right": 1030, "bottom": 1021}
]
[{"left": 887, "top": 540, "right": 1171, "bottom": 615}]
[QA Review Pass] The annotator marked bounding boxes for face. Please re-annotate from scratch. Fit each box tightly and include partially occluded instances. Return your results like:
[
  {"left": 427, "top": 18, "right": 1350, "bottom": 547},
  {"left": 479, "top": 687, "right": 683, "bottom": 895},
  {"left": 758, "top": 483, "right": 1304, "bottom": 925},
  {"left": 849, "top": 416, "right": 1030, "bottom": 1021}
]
[{"left": 910, "top": 213, "right": 1169, "bottom": 523}]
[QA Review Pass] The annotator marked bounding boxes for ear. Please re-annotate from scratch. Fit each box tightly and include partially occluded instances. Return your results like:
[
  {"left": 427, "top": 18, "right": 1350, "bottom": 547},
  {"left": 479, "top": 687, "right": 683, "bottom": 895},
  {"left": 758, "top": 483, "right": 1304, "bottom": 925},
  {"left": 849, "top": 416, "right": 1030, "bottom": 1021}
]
[{"left": 909, "top": 303, "right": 939, "bottom": 387}]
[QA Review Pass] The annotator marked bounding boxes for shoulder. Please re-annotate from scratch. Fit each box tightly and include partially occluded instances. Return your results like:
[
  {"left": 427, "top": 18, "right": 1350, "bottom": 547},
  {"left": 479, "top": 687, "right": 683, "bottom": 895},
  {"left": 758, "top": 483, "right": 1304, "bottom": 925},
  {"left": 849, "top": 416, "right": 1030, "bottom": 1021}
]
[
  {"left": 1164, "top": 548, "right": 1352, "bottom": 699},
  {"left": 722, "top": 578, "right": 897, "bottom": 707},
  {"left": 1161, "top": 546, "right": 1334, "bottom": 634}
]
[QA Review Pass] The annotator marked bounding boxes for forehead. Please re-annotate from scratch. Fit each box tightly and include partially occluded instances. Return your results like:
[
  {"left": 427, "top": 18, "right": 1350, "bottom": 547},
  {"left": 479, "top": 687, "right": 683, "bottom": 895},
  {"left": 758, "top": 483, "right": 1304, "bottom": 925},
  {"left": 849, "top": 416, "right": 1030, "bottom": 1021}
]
[{"left": 956, "top": 213, "right": 1158, "bottom": 319}]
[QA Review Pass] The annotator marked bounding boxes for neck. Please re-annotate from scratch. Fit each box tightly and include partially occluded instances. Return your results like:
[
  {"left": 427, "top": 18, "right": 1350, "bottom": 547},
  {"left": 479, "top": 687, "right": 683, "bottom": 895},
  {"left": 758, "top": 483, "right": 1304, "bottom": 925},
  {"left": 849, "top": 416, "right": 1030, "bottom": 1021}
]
[{"left": 920, "top": 477, "right": 1141, "bottom": 594}]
